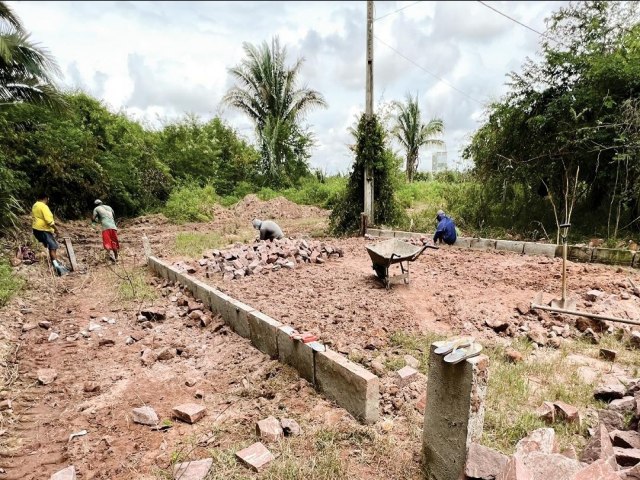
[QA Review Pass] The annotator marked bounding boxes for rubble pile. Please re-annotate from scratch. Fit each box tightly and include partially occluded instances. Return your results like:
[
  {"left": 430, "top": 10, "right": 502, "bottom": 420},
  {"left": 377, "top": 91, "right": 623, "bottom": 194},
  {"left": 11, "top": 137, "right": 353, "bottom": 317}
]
[{"left": 199, "top": 238, "right": 344, "bottom": 280}]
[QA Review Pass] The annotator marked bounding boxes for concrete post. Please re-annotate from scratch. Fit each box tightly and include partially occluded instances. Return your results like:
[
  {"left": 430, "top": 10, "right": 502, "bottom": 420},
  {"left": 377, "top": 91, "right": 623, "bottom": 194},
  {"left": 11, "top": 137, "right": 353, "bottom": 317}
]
[{"left": 422, "top": 345, "right": 489, "bottom": 480}]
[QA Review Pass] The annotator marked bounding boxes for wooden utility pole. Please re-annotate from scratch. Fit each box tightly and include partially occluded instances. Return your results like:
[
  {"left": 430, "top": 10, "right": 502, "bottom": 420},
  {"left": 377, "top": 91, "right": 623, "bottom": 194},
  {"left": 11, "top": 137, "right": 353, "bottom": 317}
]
[{"left": 364, "top": 0, "right": 374, "bottom": 227}]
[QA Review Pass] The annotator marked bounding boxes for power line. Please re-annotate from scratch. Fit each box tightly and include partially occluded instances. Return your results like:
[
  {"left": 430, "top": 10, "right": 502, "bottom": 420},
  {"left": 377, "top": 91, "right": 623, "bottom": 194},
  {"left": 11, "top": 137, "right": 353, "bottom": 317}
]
[
  {"left": 476, "top": 1, "right": 566, "bottom": 47},
  {"left": 374, "top": 35, "right": 484, "bottom": 105},
  {"left": 374, "top": 1, "right": 422, "bottom": 22}
]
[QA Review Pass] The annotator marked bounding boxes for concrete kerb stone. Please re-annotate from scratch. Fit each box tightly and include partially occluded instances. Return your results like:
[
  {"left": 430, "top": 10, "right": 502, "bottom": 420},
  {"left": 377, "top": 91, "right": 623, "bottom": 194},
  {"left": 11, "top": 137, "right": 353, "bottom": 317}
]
[
  {"left": 248, "top": 311, "right": 282, "bottom": 358},
  {"left": 469, "top": 238, "right": 497, "bottom": 251},
  {"left": 365, "top": 228, "right": 381, "bottom": 237},
  {"left": 591, "top": 247, "right": 634, "bottom": 266},
  {"left": 393, "top": 230, "right": 421, "bottom": 239},
  {"left": 148, "top": 257, "right": 169, "bottom": 281},
  {"left": 192, "top": 280, "right": 214, "bottom": 309},
  {"left": 277, "top": 326, "right": 315, "bottom": 384},
  {"left": 453, "top": 237, "right": 472, "bottom": 248},
  {"left": 315, "top": 348, "right": 379, "bottom": 424},
  {"left": 523, "top": 242, "right": 558, "bottom": 257},
  {"left": 566, "top": 246, "right": 594, "bottom": 263},
  {"left": 219, "top": 298, "right": 253, "bottom": 339},
  {"left": 495, "top": 240, "right": 525, "bottom": 254},
  {"left": 379, "top": 230, "right": 395, "bottom": 238}
]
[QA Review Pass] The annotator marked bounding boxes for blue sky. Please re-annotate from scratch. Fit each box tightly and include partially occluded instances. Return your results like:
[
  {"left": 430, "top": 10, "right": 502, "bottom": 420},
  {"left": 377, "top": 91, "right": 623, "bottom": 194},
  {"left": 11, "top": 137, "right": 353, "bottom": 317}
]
[{"left": 12, "top": 1, "right": 567, "bottom": 174}]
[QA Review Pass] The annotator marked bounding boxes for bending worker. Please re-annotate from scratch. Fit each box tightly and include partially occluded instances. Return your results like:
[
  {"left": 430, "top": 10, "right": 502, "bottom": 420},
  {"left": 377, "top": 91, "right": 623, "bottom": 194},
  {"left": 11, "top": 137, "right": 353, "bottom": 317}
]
[
  {"left": 252, "top": 218, "right": 284, "bottom": 241},
  {"left": 433, "top": 209, "right": 457, "bottom": 245}
]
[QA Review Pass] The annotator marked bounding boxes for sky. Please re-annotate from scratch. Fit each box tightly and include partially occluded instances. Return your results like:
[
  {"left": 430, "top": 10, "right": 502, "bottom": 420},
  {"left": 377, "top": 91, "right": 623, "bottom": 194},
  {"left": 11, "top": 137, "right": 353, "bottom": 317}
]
[{"left": 11, "top": 1, "right": 568, "bottom": 174}]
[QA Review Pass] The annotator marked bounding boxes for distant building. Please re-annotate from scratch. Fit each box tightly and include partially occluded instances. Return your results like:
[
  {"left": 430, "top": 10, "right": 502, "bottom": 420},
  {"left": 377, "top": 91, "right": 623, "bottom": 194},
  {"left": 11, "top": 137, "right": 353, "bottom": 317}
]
[{"left": 432, "top": 151, "right": 448, "bottom": 172}]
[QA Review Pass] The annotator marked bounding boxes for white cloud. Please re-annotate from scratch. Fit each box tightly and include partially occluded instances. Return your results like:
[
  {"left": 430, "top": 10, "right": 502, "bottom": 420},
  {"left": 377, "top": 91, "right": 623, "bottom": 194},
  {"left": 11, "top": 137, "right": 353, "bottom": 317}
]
[{"left": 11, "top": 0, "right": 568, "bottom": 173}]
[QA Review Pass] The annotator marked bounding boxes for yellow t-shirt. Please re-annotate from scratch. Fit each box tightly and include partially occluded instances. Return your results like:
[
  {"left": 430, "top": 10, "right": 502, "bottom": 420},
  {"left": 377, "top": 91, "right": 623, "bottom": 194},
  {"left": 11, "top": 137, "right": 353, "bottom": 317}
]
[{"left": 32, "top": 201, "right": 55, "bottom": 232}]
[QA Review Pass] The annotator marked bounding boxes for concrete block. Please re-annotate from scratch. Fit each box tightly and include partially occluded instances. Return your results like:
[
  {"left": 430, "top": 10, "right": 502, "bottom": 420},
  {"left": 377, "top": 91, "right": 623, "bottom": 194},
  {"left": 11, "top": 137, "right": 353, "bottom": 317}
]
[
  {"left": 453, "top": 237, "right": 472, "bottom": 248},
  {"left": 394, "top": 230, "right": 420, "bottom": 239},
  {"left": 591, "top": 248, "right": 634, "bottom": 266},
  {"left": 495, "top": 240, "right": 524, "bottom": 254},
  {"left": 365, "top": 228, "right": 382, "bottom": 237},
  {"left": 422, "top": 345, "right": 489, "bottom": 480},
  {"left": 178, "top": 273, "right": 196, "bottom": 294},
  {"left": 192, "top": 280, "right": 214, "bottom": 309},
  {"left": 523, "top": 242, "right": 558, "bottom": 258},
  {"left": 315, "top": 348, "right": 379, "bottom": 424},
  {"left": 219, "top": 298, "right": 252, "bottom": 339},
  {"left": 379, "top": 229, "right": 395, "bottom": 238},
  {"left": 148, "top": 257, "right": 169, "bottom": 280},
  {"left": 469, "top": 238, "right": 496, "bottom": 250},
  {"left": 277, "top": 326, "right": 314, "bottom": 384},
  {"left": 166, "top": 266, "right": 178, "bottom": 283},
  {"left": 566, "top": 246, "right": 593, "bottom": 263},
  {"left": 208, "top": 288, "right": 233, "bottom": 317},
  {"left": 248, "top": 311, "right": 282, "bottom": 358}
]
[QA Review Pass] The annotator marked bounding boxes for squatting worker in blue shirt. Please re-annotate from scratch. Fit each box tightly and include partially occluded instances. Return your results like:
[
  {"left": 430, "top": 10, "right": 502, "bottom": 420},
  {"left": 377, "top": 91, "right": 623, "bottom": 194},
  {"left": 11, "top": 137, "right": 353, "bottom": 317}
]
[{"left": 433, "top": 209, "right": 457, "bottom": 245}]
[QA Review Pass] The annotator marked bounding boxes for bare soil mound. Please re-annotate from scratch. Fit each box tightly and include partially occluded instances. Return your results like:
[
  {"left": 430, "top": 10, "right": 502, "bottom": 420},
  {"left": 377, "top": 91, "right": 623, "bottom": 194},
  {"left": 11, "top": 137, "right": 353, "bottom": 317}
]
[{"left": 232, "top": 194, "right": 329, "bottom": 221}]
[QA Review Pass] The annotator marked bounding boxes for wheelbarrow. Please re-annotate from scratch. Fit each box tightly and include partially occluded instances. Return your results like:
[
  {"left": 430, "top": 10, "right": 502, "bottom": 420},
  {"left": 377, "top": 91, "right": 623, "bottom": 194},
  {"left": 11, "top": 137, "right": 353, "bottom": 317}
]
[{"left": 366, "top": 238, "right": 438, "bottom": 289}]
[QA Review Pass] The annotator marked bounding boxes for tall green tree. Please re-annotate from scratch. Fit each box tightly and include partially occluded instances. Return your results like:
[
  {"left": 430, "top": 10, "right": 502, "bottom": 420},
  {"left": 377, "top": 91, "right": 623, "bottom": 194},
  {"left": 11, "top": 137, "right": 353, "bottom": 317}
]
[
  {"left": 0, "top": 1, "right": 62, "bottom": 110},
  {"left": 331, "top": 113, "right": 405, "bottom": 234},
  {"left": 223, "top": 36, "right": 327, "bottom": 187},
  {"left": 464, "top": 1, "right": 640, "bottom": 239},
  {"left": 392, "top": 94, "right": 444, "bottom": 182}
]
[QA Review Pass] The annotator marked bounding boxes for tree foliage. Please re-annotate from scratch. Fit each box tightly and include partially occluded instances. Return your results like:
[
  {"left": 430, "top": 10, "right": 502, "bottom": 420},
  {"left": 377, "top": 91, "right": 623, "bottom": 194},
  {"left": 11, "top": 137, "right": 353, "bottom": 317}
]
[
  {"left": 0, "top": 1, "right": 63, "bottom": 111},
  {"left": 392, "top": 94, "right": 444, "bottom": 182},
  {"left": 330, "top": 113, "right": 405, "bottom": 234},
  {"left": 223, "top": 37, "right": 327, "bottom": 187},
  {"left": 464, "top": 0, "right": 640, "bottom": 239}
]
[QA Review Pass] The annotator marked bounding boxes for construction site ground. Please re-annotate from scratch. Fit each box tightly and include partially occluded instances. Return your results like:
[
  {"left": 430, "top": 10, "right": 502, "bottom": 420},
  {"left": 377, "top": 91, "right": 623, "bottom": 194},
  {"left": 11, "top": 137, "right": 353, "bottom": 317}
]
[{"left": 2, "top": 195, "right": 640, "bottom": 479}]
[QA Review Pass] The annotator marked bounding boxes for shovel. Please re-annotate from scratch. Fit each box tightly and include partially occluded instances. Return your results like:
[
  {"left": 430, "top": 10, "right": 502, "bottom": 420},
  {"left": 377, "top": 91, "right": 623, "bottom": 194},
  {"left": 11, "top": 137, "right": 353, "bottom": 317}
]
[{"left": 550, "top": 222, "right": 577, "bottom": 310}]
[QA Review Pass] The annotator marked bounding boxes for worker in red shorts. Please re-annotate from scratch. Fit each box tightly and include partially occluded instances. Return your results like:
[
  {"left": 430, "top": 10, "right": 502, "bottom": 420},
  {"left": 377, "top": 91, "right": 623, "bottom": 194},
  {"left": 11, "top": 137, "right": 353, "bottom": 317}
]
[{"left": 92, "top": 199, "right": 120, "bottom": 262}]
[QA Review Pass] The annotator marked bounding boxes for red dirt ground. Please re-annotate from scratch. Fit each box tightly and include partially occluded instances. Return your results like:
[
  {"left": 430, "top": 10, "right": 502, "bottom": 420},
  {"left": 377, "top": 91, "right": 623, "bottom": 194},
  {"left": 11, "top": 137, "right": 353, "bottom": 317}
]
[{"left": 1, "top": 200, "right": 639, "bottom": 479}]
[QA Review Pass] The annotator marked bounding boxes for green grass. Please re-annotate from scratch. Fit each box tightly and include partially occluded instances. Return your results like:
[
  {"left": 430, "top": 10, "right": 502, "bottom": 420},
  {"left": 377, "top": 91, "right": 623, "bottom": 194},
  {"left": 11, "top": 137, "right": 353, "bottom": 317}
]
[
  {"left": 116, "top": 268, "right": 157, "bottom": 302},
  {"left": 385, "top": 331, "right": 625, "bottom": 454},
  {"left": 174, "top": 232, "right": 225, "bottom": 257},
  {"left": 0, "top": 258, "right": 22, "bottom": 307}
]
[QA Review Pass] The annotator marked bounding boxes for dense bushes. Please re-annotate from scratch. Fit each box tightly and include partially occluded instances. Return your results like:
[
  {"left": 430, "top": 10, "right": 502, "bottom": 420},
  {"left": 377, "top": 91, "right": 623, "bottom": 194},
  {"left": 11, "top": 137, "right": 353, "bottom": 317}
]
[{"left": 163, "top": 184, "right": 218, "bottom": 224}]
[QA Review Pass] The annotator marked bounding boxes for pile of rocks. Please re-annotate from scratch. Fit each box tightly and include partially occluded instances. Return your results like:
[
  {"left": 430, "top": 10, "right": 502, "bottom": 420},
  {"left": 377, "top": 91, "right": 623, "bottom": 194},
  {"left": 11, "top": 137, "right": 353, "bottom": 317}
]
[
  {"left": 199, "top": 238, "right": 344, "bottom": 280},
  {"left": 465, "top": 426, "right": 636, "bottom": 479}
]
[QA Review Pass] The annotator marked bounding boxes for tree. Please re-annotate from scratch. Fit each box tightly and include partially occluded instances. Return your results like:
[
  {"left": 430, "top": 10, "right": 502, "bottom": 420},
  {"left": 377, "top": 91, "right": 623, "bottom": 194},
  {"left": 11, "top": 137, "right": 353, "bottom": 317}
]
[
  {"left": 464, "top": 1, "right": 640, "bottom": 240},
  {"left": 0, "top": 1, "right": 62, "bottom": 110},
  {"left": 392, "top": 94, "right": 444, "bottom": 182},
  {"left": 223, "top": 37, "right": 327, "bottom": 187},
  {"left": 330, "top": 113, "right": 405, "bottom": 234}
]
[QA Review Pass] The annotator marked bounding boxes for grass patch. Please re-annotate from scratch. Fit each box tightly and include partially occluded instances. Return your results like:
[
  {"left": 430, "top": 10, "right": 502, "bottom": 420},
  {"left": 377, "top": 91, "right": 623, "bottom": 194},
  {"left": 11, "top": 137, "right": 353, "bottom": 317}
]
[
  {"left": 0, "top": 258, "right": 23, "bottom": 307},
  {"left": 115, "top": 267, "right": 157, "bottom": 302},
  {"left": 174, "top": 232, "right": 225, "bottom": 257},
  {"left": 386, "top": 331, "right": 619, "bottom": 454}
]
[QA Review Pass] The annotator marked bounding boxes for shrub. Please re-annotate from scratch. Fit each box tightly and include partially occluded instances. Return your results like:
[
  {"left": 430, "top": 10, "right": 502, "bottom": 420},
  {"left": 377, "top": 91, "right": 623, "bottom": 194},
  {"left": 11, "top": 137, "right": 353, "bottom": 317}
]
[{"left": 163, "top": 183, "right": 217, "bottom": 224}]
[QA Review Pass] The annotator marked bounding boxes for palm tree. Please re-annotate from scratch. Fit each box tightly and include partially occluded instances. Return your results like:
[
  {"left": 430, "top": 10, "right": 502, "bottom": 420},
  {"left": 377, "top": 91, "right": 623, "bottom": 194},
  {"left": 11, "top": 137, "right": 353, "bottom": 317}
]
[
  {"left": 0, "top": 1, "right": 62, "bottom": 110},
  {"left": 223, "top": 37, "right": 327, "bottom": 186},
  {"left": 392, "top": 94, "right": 444, "bottom": 182}
]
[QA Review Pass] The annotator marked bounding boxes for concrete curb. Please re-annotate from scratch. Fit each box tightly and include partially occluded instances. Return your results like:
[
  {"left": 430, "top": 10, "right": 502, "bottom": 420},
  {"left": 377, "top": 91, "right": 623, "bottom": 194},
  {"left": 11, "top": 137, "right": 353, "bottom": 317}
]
[
  {"left": 366, "top": 229, "right": 638, "bottom": 267},
  {"left": 147, "top": 256, "right": 379, "bottom": 424}
]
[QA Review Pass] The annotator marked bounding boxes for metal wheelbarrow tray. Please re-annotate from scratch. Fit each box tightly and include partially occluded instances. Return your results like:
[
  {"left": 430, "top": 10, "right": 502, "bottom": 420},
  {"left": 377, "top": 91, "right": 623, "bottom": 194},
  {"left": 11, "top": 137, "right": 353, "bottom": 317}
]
[{"left": 366, "top": 238, "right": 438, "bottom": 289}]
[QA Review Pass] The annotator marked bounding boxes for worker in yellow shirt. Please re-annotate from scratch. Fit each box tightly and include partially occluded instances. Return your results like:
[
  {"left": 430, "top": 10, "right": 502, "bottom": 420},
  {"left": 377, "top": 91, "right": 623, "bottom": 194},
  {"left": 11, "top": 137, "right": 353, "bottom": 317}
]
[{"left": 32, "top": 193, "right": 68, "bottom": 276}]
